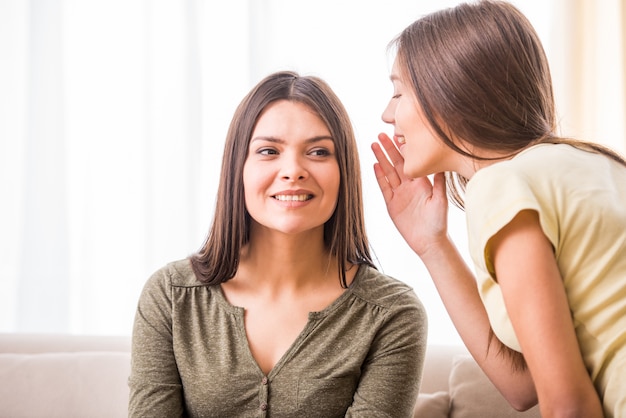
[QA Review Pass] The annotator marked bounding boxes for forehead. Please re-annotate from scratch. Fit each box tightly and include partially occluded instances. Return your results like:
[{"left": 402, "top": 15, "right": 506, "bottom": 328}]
[
  {"left": 390, "top": 58, "right": 406, "bottom": 84},
  {"left": 252, "top": 100, "right": 331, "bottom": 138}
]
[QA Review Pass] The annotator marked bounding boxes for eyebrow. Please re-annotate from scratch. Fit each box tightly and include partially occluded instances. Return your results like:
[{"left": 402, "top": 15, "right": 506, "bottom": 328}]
[{"left": 250, "top": 135, "right": 334, "bottom": 144}]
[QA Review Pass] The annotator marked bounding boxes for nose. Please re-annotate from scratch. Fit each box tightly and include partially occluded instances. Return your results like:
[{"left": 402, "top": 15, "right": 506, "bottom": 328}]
[
  {"left": 280, "top": 154, "right": 308, "bottom": 181},
  {"left": 381, "top": 99, "right": 395, "bottom": 124}
]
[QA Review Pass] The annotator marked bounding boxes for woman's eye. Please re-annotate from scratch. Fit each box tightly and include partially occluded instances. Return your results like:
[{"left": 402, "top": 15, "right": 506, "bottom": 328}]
[
  {"left": 392, "top": 94, "right": 401, "bottom": 99},
  {"left": 258, "top": 148, "right": 278, "bottom": 156},
  {"left": 309, "top": 148, "right": 331, "bottom": 157}
]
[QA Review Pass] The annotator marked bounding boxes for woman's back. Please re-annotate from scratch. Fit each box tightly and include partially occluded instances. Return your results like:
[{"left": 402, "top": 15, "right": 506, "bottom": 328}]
[{"left": 465, "top": 143, "right": 626, "bottom": 415}]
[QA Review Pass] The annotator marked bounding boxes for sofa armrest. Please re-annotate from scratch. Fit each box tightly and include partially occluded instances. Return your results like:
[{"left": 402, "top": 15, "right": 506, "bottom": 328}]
[
  {"left": 419, "top": 344, "right": 469, "bottom": 393},
  {"left": 0, "top": 351, "right": 131, "bottom": 418},
  {"left": 0, "top": 333, "right": 131, "bottom": 354}
]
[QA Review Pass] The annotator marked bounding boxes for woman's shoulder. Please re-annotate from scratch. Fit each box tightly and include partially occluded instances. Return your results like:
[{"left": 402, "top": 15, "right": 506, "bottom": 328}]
[
  {"left": 495, "top": 142, "right": 614, "bottom": 173},
  {"left": 471, "top": 142, "right": 622, "bottom": 194},
  {"left": 468, "top": 143, "right": 584, "bottom": 196},
  {"left": 515, "top": 142, "right": 608, "bottom": 163},
  {"left": 352, "top": 265, "right": 424, "bottom": 311},
  {"left": 145, "top": 258, "right": 207, "bottom": 289}
]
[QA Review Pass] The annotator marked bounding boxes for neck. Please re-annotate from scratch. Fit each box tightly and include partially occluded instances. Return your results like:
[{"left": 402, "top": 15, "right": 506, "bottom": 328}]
[
  {"left": 236, "top": 229, "right": 338, "bottom": 290},
  {"left": 456, "top": 146, "right": 517, "bottom": 179}
]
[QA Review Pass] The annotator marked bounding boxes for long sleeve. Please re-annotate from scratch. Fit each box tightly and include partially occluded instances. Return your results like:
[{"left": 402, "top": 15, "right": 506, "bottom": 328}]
[
  {"left": 128, "top": 265, "right": 185, "bottom": 418},
  {"left": 345, "top": 287, "right": 427, "bottom": 417}
]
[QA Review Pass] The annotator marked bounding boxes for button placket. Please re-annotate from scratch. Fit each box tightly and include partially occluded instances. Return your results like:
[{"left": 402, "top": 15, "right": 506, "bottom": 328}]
[{"left": 259, "top": 375, "right": 269, "bottom": 415}]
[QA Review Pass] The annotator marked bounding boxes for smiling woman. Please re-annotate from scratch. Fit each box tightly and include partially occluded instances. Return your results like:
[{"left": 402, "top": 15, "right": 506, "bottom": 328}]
[{"left": 128, "top": 71, "right": 428, "bottom": 417}]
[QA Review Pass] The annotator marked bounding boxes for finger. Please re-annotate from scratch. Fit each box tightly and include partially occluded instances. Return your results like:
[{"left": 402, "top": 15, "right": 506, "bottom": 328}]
[
  {"left": 432, "top": 172, "right": 448, "bottom": 204},
  {"left": 371, "top": 142, "right": 402, "bottom": 189},
  {"left": 371, "top": 141, "right": 392, "bottom": 170},
  {"left": 373, "top": 162, "right": 394, "bottom": 203},
  {"left": 377, "top": 133, "right": 405, "bottom": 168}
]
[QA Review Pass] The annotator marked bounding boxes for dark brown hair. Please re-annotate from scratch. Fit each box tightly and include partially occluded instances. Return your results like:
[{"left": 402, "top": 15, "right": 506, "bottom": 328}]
[
  {"left": 392, "top": 0, "right": 626, "bottom": 208},
  {"left": 190, "top": 71, "right": 374, "bottom": 287}
]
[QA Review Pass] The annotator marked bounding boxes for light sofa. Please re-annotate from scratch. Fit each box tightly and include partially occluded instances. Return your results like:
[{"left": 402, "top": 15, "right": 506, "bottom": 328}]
[{"left": 0, "top": 333, "right": 541, "bottom": 417}]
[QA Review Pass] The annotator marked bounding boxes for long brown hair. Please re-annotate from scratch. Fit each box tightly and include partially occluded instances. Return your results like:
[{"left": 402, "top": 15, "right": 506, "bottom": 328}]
[
  {"left": 392, "top": 0, "right": 626, "bottom": 208},
  {"left": 190, "top": 71, "right": 374, "bottom": 287}
]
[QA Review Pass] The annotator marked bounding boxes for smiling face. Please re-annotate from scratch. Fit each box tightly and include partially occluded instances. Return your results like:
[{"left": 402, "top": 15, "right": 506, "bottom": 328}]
[
  {"left": 243, "top": 100, "right": 340, "bottom": 238},
  {"left": 381, "top": 58, "right": 460, "bottom": 178}
]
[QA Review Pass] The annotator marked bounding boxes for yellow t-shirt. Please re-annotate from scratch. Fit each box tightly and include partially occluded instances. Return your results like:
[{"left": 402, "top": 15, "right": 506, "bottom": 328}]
[{"left": 465, "top": 143, "right": 626, "bottom": 417}]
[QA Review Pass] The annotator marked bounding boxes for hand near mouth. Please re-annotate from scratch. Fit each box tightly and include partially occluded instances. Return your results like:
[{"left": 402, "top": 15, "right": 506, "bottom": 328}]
[{"left": 371, "top": 132, "right": 449, "bottom": 257}]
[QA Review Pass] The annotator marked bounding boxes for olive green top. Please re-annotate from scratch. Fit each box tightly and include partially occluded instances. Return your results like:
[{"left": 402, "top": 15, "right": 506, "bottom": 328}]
[{"left": 129, "top": 259, "right": 427, "bottom": 417}]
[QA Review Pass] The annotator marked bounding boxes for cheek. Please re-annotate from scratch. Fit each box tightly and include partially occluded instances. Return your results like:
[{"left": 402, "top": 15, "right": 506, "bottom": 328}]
[
  {"left": 242, "top": 162, "right": 263, "bottom": 204},
  {"left": 242, "top": 163, "right": 252, "bottom": 193},
  {"left": 325, "top": 165, "right": 341, "bottom": 204},
  {"left": 396, "top": 103, "right": 414, "bottom": 131}
]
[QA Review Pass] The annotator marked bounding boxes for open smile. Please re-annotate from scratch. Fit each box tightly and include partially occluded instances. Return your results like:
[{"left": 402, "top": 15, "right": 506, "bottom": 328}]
[{"left": 272, "top": 194, "right": 313, "bottom": 202}]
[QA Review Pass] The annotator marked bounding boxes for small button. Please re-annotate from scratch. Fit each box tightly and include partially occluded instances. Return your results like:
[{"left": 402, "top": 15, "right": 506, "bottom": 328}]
[
  {"left": 260, "top": 402, "right": 268, "bottom": 411},
  {"left": 261, "top": 377, "right": 268, "bottom": 385}
]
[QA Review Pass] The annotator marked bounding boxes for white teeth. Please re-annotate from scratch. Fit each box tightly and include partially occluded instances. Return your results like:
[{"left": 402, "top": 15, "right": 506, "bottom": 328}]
[
  {"left": 274, "top": 194, "right": 311, "bottom": 201},
  {"left": 397, "top": 136, "right": 406, "bottom": 144}
]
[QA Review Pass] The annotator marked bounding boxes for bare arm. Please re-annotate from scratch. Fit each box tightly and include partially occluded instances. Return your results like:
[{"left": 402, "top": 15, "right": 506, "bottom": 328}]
[
  {"left": 490, "top": 210, "right": 604, "bottom": 417},
  {"left": 371, "top": 133, "right": 536, "bottom": 409}
]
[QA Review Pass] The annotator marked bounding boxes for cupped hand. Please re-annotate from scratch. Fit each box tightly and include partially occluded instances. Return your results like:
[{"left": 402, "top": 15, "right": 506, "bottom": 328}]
[{"left": 371, "top": 133, "right": 449, "bottom": 257}]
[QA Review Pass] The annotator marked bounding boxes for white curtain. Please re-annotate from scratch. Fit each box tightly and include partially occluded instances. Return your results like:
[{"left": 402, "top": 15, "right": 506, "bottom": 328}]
[
  {"left": 2, "top": 0, "right": 620, "bottom": 342},
  {"left": 550, "top": 0, "right": 626, "bottom": 153},
  {"left": 0, "top": 0, "right": 253, "bottom": 334}
]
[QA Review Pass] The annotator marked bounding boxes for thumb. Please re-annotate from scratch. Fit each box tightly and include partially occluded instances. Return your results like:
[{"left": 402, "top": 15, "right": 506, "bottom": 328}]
[{"left": 432, "top": 172, "right": 447, "bottom": 199}]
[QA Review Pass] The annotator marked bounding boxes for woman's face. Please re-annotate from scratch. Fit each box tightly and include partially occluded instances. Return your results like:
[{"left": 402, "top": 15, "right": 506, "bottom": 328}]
[
  {"left": 243, "top": 100, "right": 340, "bottom": 237},
  {"left": 381, "top": 58, "right": 458, "bottom": 178}
]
